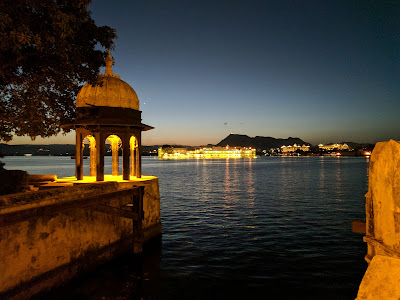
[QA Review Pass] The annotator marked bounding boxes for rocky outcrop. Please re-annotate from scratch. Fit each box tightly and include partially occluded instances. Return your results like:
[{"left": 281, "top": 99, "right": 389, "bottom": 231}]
[{"left": 357, "top": 140, "right": 400, "bottom": 298}]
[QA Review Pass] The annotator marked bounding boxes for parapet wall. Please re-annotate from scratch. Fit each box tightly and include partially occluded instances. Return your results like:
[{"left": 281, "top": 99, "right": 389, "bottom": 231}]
[
  {"left": 357, "top": 140, "right": 400, "bottom": 298},
  {"left": 116, "top": 177, "right": 161, "bottom": 241},
  {"left": 364, "top": 140, "right": 400, "bottom": 262},
  {"left": 0, "top": 177, "right": 161, "bottom": 299}
]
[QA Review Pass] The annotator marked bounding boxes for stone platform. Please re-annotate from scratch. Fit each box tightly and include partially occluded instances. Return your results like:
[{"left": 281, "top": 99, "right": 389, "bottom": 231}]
[{"left": 0, "top": 176, "right": 161, "bottom": 299}]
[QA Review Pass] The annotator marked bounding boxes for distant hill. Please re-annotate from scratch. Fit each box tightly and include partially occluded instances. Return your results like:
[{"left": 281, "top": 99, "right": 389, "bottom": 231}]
[{"left": 216, "top": 134, "right": 310, "bottom": 150}]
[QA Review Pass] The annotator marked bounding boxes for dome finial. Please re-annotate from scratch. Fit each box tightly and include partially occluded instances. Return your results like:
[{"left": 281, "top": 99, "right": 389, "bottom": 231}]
[
  {"left": 104, "top": 50, "right": 114, "bottom": 76},
  {"left": 102, "top": 50, "right": 120, "bottom": 79}
]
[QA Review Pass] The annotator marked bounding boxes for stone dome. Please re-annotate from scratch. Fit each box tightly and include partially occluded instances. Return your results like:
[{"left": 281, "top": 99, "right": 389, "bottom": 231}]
[{"left": 76, "top": 51, "right": 139, "bottom": 110}]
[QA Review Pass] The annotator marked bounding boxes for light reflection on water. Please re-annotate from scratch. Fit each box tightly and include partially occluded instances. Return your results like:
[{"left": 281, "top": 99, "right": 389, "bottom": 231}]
[
  {"left": 4, "top": 156, "right": 369, "bottom": 299},
  {"left": 150, "top": 156, "right": 368, "bottom": 299}
]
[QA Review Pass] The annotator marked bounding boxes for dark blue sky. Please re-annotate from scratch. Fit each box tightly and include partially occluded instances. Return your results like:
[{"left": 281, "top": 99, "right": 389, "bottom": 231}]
[{"left": 12, "top": 0, "right": 400, "bottom": 145}]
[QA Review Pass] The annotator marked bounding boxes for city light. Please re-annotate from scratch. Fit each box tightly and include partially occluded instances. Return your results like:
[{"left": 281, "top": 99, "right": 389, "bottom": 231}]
[{"left": 158, "top": 146, "right": 256, "bottom": 159}]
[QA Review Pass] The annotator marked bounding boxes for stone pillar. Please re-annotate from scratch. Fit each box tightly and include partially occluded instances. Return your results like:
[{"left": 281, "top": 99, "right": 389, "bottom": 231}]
[
  {"left": 356, "top": 141, "right": 400, "bottom": 299},
  {"left": 131, "top": 144, "right": 136, "bottom": 176},
  {"left": 122, "top": 135, "right": 130, "bottom": 180},
  {"left": 130, "top": 136, "right": 137, "bottom": 177},
  {"left": 363, "top": 140, "right": 400, "bottom": 262},
  {"left": 136, "top": 134, "right": 142, "bottom": 178},
  {"left": 75, "top": 130, "right": 83, "bottom": 180},
  {"left": 111, "top": 138, "right": 119, "bottom": 176},
  {"left": 95, "top": 132, "right": 105, "bottom": 181},
  {"left": 89, "top": 136, "right": 96, "bottom": 177}
]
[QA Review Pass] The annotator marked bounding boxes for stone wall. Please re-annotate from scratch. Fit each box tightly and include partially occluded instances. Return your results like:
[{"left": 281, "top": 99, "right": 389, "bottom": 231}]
[
  {"left": 357, "top": 140, "right": 400, "bottom": 298},
  {"left": 363, "top": 140, "right": 400, "bottom": 262},
  {"left": 116, "top": 177, "right": 161, "bottom": 241},
  {"left": 0, "top": 178, "right": 161, "bottom": 299}
]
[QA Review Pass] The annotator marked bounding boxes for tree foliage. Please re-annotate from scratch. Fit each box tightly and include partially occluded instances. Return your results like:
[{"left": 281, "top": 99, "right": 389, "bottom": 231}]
[{"left": 0, "top": 0, "right": 117, "bottom": 141}]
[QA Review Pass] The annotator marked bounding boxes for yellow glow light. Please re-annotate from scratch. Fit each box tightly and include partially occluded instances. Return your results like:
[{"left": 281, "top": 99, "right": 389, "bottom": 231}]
[
  {"left": 107, "top": 135, "right": 121, "bottom": 144},
  {"left": 58, "top": 175, "right": 156, "bottom": 183}
]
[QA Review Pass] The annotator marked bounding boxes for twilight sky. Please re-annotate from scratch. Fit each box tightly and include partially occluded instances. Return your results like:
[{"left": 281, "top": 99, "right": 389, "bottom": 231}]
[{"left": 10, "top": 0, "right": 400, "bottom": 146}]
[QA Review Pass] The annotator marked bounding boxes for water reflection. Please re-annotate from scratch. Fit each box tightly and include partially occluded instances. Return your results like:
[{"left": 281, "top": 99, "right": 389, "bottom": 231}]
[
  {"left": 245, "top": 159, "right": 255, "bottom": 203},
  {"left": 40, "top": 238, "right": 162, "bottom": 299},
  {"left": 318, "top": 157, "right": 325, "bottom": 192},
  {"left": 224, "top": 158, "right": 231, "bottom": 196},
  {"left": 6, "top": 156, "right": 369, "bottom": 299}
]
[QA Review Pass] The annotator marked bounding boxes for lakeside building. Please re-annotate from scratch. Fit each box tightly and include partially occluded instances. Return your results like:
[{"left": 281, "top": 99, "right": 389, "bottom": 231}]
[
  {"left": 158, "top": 146, "right": 256, "bottom": 159},
  {"left": 280, "top": 144, "right": 310, "bottom": 153},
  {"left": 318, "top": 143, "right": 350, "bottom": 151}
]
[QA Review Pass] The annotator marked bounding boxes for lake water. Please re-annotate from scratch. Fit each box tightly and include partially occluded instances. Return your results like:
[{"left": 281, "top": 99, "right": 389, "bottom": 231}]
[{"left": 3, "top": 156, "right": 369, "bottom": 299}]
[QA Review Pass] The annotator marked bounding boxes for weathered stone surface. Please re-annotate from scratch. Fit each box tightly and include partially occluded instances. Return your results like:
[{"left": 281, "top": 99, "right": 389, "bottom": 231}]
[
  {"left": 28, "top": 174, "right": 57, "bottom": 182},
  {"left": 0, "top": 181, "right": 119, "bottom": 209},
  {"left": 76, "top": 52, "right": 139, "bottom": 110},
  {"left": 0, "top": 178, "right": 161, "bottom": 299},
  {"left": 364, "top": 140, "right": 400, "bottom": 262},
  {"left": 357, "top": 255, "right": 400, "bottom": 299},
  {"left": 117, "top": 177, "right": 161, "bottom": 238},
  {"left": 76, "top": 76, "right": 140, "bottom": 110}
]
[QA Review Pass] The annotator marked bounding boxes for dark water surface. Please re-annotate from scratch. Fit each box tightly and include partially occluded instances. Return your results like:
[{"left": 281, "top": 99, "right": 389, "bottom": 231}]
[{"left": 4, "top": 156, "right": 369, "bottom": 299}]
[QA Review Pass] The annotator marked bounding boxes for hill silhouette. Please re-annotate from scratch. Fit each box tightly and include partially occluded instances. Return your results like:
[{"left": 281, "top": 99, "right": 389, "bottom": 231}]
[{"left": 216, "top": 134, "right": 309, "bottom": 150}]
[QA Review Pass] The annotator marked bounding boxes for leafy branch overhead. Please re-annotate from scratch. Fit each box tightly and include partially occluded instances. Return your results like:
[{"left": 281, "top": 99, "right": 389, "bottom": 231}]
[{"left": 0, "top": 0, "right": 117, "bottom": 141}]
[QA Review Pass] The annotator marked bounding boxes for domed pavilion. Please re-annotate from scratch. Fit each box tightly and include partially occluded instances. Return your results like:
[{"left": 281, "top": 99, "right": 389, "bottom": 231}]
[{"left": 72, "top": 51, "right": 153, "bottom": 181}]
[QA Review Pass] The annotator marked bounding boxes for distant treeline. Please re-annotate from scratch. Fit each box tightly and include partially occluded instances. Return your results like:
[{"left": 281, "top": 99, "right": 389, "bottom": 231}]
[
  {"left": 0, "top": 133, "right": 376, "bottom": 157},
  {"left": 0, "top": 144, "right": 160, "bottom": 156}
]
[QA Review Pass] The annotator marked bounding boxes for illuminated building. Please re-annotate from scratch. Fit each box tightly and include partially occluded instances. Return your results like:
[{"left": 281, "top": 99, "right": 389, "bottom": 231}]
[
  {"left": 280, "top": 144, "right": 310, "bottom": 153},
  {"left": 318, "top": 143, "right": 350, "bottom": 151},
  {"left": 158, "top": 146, "right": 256, "bottom": 159}
]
